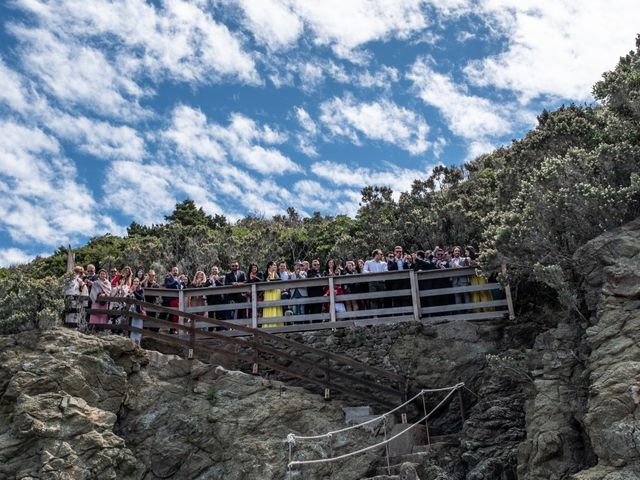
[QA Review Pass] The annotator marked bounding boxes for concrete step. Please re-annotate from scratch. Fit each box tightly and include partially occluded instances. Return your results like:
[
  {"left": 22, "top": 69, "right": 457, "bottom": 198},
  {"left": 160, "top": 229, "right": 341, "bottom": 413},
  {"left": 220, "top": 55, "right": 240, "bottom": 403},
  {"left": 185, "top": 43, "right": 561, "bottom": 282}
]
[
  {"left": 411, "top": 433, "right": 460, "bottom": 453},
  {"left": 375, "top": 461, "right": 421, "bottom": 477},
  {"left": 343, "top": 405, "right": 374, "bottom": 425},
  {"left": 387, "top": 451, "right": 430, "bottom": 465},
  {"left": 360, "top": 475, "right": 400, "bottom": 480}
]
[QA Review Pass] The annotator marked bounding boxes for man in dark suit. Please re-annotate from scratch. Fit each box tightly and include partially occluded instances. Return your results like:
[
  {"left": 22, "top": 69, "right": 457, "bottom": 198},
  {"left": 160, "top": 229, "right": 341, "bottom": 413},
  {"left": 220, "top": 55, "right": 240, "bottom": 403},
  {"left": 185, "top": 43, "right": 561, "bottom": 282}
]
[
  {"left": 224, "top": 260, "right": 246, "bottom": 319},
  {"left": 163, "top": 266, "right": 183, "bottom": 332},
  {"left": 306, "top": 259, "right": 324, "bottom": 317},
  {"left": 414, "top": 250, "right": 437, "bottom": 313},
  {"left": 387, "top": 245, "right": 410, "bottom": 308}
]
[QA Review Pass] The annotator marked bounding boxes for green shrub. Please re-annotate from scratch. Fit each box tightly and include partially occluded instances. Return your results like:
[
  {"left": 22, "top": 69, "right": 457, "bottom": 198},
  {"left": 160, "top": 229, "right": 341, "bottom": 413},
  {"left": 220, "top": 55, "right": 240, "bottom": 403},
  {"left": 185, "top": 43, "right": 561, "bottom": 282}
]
[{"left": 0, "top": 272, "right": 66, "bottom": 335}]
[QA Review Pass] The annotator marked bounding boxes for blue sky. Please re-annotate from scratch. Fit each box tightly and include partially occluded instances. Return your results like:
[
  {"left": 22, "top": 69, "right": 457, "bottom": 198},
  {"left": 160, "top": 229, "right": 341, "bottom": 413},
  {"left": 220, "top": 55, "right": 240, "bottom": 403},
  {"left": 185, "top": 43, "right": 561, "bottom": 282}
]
[{"left": 0, "top": 0, "right": 639, "bottom": 266}]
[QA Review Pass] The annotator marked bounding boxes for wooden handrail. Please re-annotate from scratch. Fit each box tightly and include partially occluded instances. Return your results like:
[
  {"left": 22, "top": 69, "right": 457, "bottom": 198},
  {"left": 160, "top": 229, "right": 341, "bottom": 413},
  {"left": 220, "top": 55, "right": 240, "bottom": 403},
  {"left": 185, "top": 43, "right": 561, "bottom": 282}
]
[
  {"left": 90, "top": 295, "right": 405, "bottom": 384},
  {"left": 142, "top": 267, "right": 480, "bottom": 298}
]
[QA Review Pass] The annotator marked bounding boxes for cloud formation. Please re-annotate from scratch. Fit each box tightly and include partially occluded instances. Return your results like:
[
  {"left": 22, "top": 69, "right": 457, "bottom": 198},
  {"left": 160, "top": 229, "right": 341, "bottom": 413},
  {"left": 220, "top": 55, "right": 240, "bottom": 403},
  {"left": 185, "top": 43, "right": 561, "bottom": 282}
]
[
  {"left": 1, "top": 0, "right": 639, "bottom": 259},
  {"left": 319, "top": 96, "right": 431, "bottom": 154}
]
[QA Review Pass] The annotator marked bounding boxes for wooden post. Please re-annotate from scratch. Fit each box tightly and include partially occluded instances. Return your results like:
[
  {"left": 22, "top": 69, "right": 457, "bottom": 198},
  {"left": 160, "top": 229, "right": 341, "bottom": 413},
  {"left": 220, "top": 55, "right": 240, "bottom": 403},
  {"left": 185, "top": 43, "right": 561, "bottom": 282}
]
[
  {"left": 189, "top": 314, "right": 196, "bottom": 360},
  {"left": 324, "top": 356, "right": 331, "bottom": 400},
  {"left": 251, "top": 284, "right": 258, "bottom": 329},
  {"left": 409, "top": 270, "right": 421, "bottom": 321},
  {"left": 328, "top": 277, "right": 336, "bottom": 323},
  {"left": 66, "top": 245, "right": 75, "bottom": 273},
  {"left": 457, "top": 386, "right": 466, "bottom": 422},
  {"left": 502, "top": 263, "right": 515, "bottom": 320},
  {"left": 178, "top": 289, "right": 185, "bottom": 330}
]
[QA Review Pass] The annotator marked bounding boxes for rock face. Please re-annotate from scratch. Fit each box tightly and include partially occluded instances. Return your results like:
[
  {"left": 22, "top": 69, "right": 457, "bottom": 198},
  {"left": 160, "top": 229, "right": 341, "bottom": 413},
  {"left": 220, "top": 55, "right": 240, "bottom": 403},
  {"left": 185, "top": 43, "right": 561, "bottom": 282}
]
[
  {"left": 0, "top": 328, "right": 376, "bottom": 479},
  {"left": 572, "top": 218, "right": 640, "bottom": 480},
  {"left": 285, "top": 318, "right": 529, "bottom": 479},
  {"left": 517, "top": 218, "right": 640, "bottom": 480}
]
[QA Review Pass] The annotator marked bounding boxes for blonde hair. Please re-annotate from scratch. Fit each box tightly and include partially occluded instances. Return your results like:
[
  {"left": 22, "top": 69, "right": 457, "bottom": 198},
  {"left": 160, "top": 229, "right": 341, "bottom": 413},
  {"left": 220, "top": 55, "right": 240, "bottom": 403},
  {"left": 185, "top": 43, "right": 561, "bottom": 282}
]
[{"left": 194, "top": 270, "right": 206, "bottom": 286}]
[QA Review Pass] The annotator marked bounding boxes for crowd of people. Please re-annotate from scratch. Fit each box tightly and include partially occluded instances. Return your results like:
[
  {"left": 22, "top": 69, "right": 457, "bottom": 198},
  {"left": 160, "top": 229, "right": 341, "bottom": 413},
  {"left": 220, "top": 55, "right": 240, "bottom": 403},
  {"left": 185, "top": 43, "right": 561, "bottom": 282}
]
[{"left": 65, "top": 245, "right": 495, "bottom": 339}]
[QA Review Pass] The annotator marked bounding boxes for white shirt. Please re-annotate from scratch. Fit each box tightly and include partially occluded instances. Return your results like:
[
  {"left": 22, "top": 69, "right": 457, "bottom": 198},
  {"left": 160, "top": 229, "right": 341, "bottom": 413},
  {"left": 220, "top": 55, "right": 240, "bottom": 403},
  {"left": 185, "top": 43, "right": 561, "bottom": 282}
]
[{"left": 363, "top": 259, "right": 388, "bottom": 273}]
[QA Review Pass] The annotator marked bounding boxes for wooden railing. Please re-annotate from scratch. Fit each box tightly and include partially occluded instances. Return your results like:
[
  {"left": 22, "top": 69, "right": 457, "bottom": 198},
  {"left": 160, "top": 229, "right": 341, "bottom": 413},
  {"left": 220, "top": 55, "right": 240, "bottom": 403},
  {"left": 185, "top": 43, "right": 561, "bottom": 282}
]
[{"left": 136, "top": 267, "right": 512, "bottom": 335}]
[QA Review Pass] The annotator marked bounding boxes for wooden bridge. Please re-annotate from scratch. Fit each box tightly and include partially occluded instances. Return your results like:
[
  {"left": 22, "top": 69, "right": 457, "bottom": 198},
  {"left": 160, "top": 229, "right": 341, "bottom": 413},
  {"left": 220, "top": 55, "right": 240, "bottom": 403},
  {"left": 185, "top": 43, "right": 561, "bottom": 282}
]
[{"left": 68, "top": 267, "right": 512, "bottom": 409}]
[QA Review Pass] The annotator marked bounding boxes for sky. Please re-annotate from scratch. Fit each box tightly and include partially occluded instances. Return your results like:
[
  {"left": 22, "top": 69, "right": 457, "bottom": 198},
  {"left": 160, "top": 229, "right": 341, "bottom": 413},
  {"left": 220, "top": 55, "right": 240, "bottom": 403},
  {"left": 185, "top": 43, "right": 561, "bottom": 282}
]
[{"left": 0, "top": 0, "right": 639, "bottom": 266}]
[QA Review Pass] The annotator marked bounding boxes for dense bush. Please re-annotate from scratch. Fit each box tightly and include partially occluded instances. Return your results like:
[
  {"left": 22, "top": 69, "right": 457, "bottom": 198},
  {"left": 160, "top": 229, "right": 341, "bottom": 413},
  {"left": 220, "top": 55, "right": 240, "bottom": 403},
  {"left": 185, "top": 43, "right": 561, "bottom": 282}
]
[{"left": 0, "top": 272, "right": 67, "bottom": 334}]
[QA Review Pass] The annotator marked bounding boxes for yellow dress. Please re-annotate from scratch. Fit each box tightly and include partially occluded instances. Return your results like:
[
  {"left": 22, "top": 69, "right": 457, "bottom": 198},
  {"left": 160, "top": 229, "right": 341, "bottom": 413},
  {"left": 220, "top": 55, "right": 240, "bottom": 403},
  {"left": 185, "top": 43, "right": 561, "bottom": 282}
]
[
  {"left": 262, "top": 277, "right": 283, "bottom": 328},
  {"left": 470, "top": 275, "right": 494, "bottom": 311}
]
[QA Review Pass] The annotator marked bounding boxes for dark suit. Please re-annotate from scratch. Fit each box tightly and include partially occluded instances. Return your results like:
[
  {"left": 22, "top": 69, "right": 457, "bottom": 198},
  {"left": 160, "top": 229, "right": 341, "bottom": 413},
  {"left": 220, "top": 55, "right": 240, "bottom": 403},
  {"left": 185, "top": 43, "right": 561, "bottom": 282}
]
[
  {"left": 224, "top": 270, "right": 246, "bottom": 319},
  {"left": 414, "top": 258, "right": 436, "bottom": 310},
  {"left": 306, "top": 268, "right": 324, "bottom": 315},
  {"left": 387, "top": 258, "right": 410, "bottom": 308}
]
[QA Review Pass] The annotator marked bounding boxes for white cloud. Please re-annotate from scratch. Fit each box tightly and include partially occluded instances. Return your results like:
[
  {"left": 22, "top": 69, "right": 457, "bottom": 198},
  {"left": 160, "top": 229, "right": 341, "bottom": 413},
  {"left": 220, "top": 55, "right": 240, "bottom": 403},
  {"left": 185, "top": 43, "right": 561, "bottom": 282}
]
[
  {"left": 310, "top": 160, "right": 436, "bottom": 199},
  {"left": 9, "top": 0, "right": 260, "bottom": 121},
  {"left": 286, "top": 0, "right": 429, "bottom": 59},
  {"left": 0, "top": 57, "right": 146, "bottom": 161},
  {"left": 0, "top": 121, "right": 117, "bottom": 246},
  {"left": 164, "top": 106, "right": 299, "bottom": 175},
  {"left": 465, "top": 140, "right": 496, "bottom": 161},
  {"left": 46, "top": 113, "right": 146, "bottom": 161},
  {"left": 237, "top": 0, "right": 303, "bottom": 51},
  {"left": 319, "top": 95, "right": 431, "bottom": 154},
  {"left": 294, "top": 107, "right": 319, "bottom": 157},
  {"left": 462, "top": 0, "right": 640, "bottom": 102},
  {"left": 9, "top": 25, "right": 149, "bottom": 120},
  {"left": 0, "top": 58, "right": 32, "bottom": 112},
  {"left": 407, "top": 57, "right": 512, "bottom": 139},
  {"left": 0, "top": 248, "right": 37, "bottom": 267}
]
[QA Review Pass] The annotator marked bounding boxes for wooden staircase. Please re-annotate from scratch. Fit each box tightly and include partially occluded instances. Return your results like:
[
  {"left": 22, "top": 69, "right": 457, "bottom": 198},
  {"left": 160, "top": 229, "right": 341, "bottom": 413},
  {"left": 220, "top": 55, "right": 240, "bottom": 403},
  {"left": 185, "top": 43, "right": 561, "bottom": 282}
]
[{"left": 86, "top": 296, "right": 408, "bottom": 409}]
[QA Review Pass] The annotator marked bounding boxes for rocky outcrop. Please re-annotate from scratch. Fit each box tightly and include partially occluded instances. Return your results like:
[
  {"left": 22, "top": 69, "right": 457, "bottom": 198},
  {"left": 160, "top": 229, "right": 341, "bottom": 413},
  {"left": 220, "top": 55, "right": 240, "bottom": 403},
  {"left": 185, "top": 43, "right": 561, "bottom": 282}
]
[
  {"left": 516, "top": 320, "right": 594, "bottom": 479},
  {"left": 286, "top": 318, "right": 528, "bottom": 478},
  {"left": 572, "top": 218, "right": 640, "bottom": 480},
  {"left": 517, "top": 218, "right": 640, "bottom": 480},
  {"left": 0, "top": 328, "right": 376, "bottom": 479}
]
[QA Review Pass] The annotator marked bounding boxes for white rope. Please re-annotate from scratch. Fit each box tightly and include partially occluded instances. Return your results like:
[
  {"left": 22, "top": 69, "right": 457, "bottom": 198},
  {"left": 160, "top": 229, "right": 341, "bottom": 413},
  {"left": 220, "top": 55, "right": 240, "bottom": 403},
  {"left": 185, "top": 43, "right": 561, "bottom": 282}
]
[
  {"left": 287, "top": 383, "right": 462, "bottom": 468},
  {"left": 288, "top": 382, "right": 464, "bottom": 442}
]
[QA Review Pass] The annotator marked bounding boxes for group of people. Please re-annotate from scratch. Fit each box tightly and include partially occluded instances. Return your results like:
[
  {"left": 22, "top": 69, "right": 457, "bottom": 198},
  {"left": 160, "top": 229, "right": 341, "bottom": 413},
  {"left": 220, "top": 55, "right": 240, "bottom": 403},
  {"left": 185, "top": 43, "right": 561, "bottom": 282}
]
[{"left": 65, "top": 244, "right": 492, "bottom": 339}]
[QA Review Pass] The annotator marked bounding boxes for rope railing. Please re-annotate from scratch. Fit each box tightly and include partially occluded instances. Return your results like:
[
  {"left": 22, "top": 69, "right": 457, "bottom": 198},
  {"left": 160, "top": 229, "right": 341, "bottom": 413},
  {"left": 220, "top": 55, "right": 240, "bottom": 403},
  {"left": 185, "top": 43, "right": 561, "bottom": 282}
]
[
  {"left": 288, "top": 383, "right": 464, "bottom": 442},
  {"left": 286, "top": 382, "right": 464, "bottom": 471}
]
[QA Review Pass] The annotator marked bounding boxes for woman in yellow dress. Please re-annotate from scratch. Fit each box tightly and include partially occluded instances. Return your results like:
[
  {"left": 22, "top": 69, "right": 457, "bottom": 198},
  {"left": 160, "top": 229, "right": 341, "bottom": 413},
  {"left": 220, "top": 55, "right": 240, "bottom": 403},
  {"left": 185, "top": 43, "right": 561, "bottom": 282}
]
[
  {"left": 262, "top": 261, "right": 284, "bottom": 327},
  {"left": 467, "top": 246, "right": 493, "bottom": 311}
]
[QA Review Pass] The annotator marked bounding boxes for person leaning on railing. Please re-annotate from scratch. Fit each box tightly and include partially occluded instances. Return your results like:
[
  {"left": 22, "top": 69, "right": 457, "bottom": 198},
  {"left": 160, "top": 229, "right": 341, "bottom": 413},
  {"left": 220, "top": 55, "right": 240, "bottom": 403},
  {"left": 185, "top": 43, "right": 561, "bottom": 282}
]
[
  {"left": 262, "top": 261, "right": 283, "bottom": 327},
  {"left": 306, "top": 259, "right": 324, "bottom": 316},
  {"left": 140, "top": 270, "right": 160, "bottom": 320},
  {"left": 363, "top": 249, "right": 388, "bottom": 311},
  {"left": 450, "top": 246, "right": 471, "bottom": 312},
  {"left": 65, "top": 265, "right": 87, "bottom": 326},
  {"left": 290, "top": 260, "right": 307, "bottom": 316},
  {"left": 128, "top": 277, "right": 145, "bottom": 345},
  {"left": 245, "top": 263, "right": 263, "bottom": 321},
  {"left": 190, "top": 271, "right": 208, "bottom": 318},
  {"left": 163, "top": 267, "right": 184, "bottom": 333},
  {"left": 224, "top": 261, "right": 246, "bottom": 320},
  {"left": 205, "top": 266, "right": 225, "bottom": 320},
  {"left": 342, "top": 260, "right": 359, "bottom": 312},
  {"left": 88, "top": 269, "right": 111, "bottom": 327},
  {"left": 466, "top": 246, "right": 494, "bottom": 311}
]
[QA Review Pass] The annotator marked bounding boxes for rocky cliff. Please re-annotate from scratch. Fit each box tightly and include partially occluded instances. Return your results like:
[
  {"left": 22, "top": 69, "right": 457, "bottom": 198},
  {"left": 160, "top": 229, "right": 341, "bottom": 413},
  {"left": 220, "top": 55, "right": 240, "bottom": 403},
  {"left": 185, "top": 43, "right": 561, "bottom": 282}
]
[
  {"left": 517, "top": 218, "right": 640, "bottom": 480},
  {"left": 0, "top": 329, "right": 376, "bottom": 479}
]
